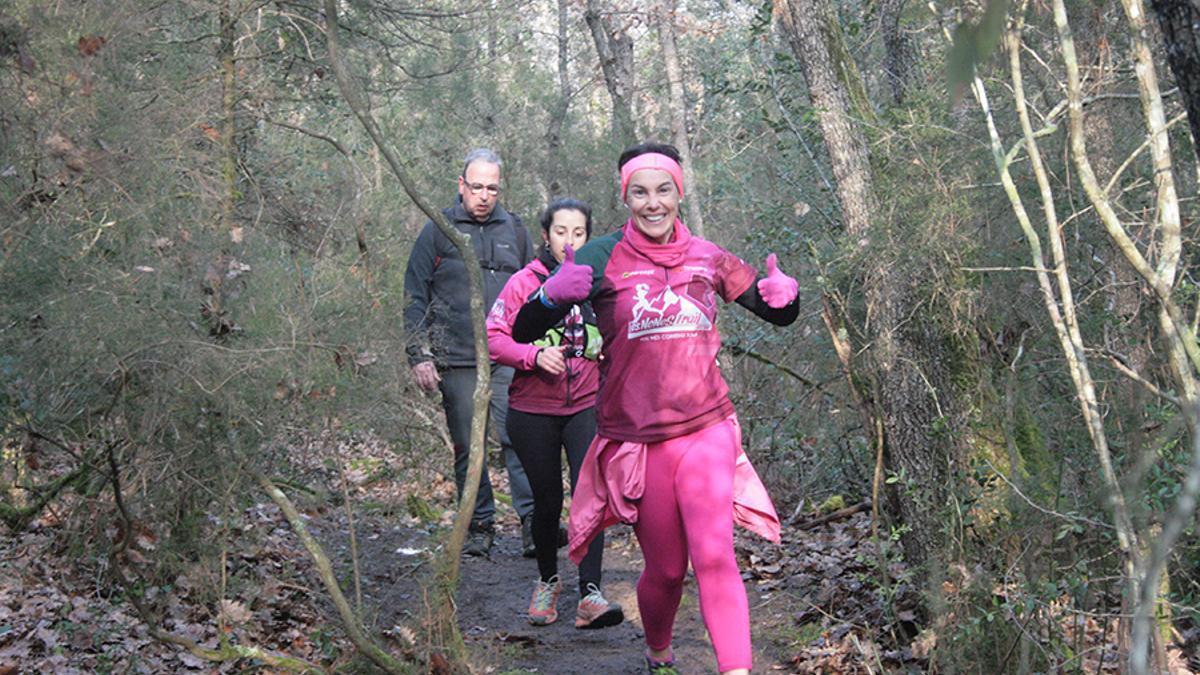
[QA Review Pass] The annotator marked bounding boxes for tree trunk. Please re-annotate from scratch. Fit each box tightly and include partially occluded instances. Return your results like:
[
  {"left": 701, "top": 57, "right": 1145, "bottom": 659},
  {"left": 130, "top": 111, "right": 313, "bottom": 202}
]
[
  {"left": 775, "top": 0, "right": 965, "bottom": 573},
  {"left": 219, "top": 0, "right": 236, "bottom": 240},
  {"left": 1148, "top": 0, "right": 1200, "bottom": 165},
  {"left": 204, "top": 0, "right": 241, "bottom": 338},
  {"left": 545, "top": 0, "right": 570, "bottom": 198},
  {"left": 585, "top": 0, "right": 638, "bottom": 148},
  {"left": 876, "top": 0, "right": 911, "bottom": 105},
  {"left": 656, "top": 0, "right": 703, "bottom": 236}
]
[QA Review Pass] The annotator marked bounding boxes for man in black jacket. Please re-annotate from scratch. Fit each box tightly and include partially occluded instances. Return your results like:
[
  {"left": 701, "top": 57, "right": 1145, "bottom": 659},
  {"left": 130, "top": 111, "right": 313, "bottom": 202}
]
[{"left": 403, "top": 148, "right": 535, "bottom": 557}]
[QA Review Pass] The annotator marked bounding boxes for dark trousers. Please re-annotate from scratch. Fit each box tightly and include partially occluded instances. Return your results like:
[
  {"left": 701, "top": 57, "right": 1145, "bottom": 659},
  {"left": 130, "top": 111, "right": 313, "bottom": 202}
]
[
  {"left": 440, "top": 366, "right": 534, "bottom": 528},
  {"left": 508, "top": 407, "right": 604, "bottom": 595}
]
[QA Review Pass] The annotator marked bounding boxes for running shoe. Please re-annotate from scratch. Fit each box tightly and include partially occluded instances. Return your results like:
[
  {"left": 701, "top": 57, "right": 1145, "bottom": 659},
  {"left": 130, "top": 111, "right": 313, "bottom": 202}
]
[
  {"left": 463, "top": 522, "right": 493, "bottom": 557},
  {"left": 645, "top": 649, "right": 678, "bottom": 674},
  {"left": 528, "top": 575, "right": 561, "bottom": 626},
  {"left": 575, "top": 583, "right": 624, "bottom": 629}
]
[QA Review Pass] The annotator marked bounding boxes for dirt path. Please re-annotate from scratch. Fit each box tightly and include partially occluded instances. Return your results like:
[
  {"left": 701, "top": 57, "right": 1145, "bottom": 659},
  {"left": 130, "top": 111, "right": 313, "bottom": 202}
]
[
  {"left": 455, "top": 523, "right": 791, "bottom": 674},
  {"left": 312, "top": 509, "right": 794, "bottom": 674}
]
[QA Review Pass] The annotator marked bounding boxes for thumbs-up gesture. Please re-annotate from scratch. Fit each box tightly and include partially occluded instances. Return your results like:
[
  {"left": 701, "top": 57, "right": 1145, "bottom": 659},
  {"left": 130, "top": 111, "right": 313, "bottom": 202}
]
[
  {"left": 542, "top": 245, "right": 593, "bottom": 306},
  {"left": 756, "top": 253, "right": 798, "bottom": 308}
]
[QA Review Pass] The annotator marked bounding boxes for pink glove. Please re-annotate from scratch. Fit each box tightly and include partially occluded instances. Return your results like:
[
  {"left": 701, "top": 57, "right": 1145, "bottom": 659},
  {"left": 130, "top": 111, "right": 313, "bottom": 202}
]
[
  {"left": 541, "top": 245, "right": 593, "bottom": 306},
  {"left": 756, "top": 253, "right": 798, "bottom": 308}
]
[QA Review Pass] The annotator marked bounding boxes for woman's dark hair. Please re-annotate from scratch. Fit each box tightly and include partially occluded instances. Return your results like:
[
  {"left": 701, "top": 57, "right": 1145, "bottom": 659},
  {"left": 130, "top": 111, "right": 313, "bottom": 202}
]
[
  {"left": 617, "top": 142, "right": 682, "bottom": 171},
  {"left": 539, "top": 198, "right": 593, "bottom": 236}
]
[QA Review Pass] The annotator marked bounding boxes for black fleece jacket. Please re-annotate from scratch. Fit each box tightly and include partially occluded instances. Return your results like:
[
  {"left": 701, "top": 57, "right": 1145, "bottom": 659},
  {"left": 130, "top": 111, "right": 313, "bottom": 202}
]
[{"left": 403, "top": 200, "right": 533, "bottom": 368}]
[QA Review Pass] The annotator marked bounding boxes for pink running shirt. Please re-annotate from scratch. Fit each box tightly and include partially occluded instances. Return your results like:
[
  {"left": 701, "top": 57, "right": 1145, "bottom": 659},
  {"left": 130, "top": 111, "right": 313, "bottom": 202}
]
[{"left": 574, "top": 220, "right": 756, "bottom": 442}]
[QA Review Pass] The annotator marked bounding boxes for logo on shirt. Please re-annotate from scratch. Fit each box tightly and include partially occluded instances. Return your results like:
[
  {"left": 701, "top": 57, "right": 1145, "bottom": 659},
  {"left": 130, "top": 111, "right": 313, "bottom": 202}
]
[
  {"left": 488, "top": 299, "right": 505, "bottom": 321},
  {"left": 627, "top": 283, "right": 713, "bottom": 339}
]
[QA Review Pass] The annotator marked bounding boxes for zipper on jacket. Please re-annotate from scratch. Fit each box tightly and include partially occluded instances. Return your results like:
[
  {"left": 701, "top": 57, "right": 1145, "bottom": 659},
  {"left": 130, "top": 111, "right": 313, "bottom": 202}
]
[
  {"left": 565, "top": 307, "right": 575, "bottom": 408},
  {"left": 566, "top": 358, "right": 574, "bottom": 408}
]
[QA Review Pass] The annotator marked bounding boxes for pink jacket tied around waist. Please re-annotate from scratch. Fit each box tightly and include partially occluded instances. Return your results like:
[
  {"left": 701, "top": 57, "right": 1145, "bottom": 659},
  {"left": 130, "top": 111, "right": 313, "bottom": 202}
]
[{"left": 566, "top": 414, "right": 781, "bottom": 564}]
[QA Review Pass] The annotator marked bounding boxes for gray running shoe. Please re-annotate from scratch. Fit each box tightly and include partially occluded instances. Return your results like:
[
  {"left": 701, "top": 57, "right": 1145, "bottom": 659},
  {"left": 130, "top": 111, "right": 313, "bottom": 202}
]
[{"left": 464, "top": 523, "right": 493, "bottom": 557}]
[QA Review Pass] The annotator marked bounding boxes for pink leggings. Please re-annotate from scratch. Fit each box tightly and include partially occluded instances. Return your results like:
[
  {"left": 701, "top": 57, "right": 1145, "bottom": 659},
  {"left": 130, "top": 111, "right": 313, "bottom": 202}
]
[{"left": 634, "top": 417, "right": 751, "bottom": 672}]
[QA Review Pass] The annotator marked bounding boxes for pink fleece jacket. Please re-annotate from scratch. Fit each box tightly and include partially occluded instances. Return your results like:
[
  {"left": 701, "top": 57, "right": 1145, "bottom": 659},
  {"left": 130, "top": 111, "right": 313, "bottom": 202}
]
[
  {"left": 487, "top": 258, "right": 599, "bottom": 415},
  {"left": 566, "top": 414, "right": 781, "bottom": 564}
]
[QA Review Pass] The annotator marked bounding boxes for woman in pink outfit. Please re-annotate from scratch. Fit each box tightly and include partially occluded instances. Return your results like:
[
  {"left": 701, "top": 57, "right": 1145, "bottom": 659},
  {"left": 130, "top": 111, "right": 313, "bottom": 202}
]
[
  {"left": 487, "top": 199, "right": 623, "bottom": 630},
  {"left": 511, "top": 143, "right": 800, "bottom": 674}
]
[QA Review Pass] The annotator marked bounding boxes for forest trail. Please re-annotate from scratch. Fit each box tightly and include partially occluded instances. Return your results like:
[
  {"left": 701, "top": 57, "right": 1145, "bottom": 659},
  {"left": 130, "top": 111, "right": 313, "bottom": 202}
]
[
  {"left": 311, "top": 508, "right": 796, "bottom": 674},
  {"left": 0, "top": 457, "right": 1141, "bottom": 674},
  {"left": 301, "top": 472, "right": 905, "bottom": 675},
  {"left": 452, "top": 524, "right": 791, "bottom": 674}
]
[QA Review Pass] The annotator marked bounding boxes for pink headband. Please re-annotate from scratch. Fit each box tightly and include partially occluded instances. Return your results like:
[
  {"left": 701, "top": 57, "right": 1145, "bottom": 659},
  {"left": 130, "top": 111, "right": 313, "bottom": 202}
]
[{"left": 619, "top": 153, "right": 684, "bottom": 200}]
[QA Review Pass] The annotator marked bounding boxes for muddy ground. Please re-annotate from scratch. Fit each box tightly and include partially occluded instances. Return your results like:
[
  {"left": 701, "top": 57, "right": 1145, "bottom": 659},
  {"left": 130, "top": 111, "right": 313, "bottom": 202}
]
[
  {"left": 314, "top": 511, "right": 795, "bottom": 674},
  {"left": 453, "top": 524, "right": 791, "bottom": 674}
]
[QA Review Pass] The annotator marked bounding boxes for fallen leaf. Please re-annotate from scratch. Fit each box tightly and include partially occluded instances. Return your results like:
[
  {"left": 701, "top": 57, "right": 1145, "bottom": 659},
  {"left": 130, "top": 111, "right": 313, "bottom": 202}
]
[
  {"left": 218, "top": 599, "right": 251, "bottom": 626},
  {"left": 17, "top": 48, "right": 36, "bottom": 74},
  {"left": 45, "top": 133, "right": 74, "bottom": 158},
  {"left": 134, "top": 525, "right": 157, "bottom": 550},
  {"left": 429, "top": 652, "right": 450, "bottom": 675},
  {"left": 224, "top": 258, "right": 250, "bottom": 278},
  {"left": 76, "top": 35, "right": 106, "bottom": 56},
  {"left": 910, "top": 628, "right": 937, "bottom": 658},
  {"left": 35, "top": 620, "right": 58, "bottom": 651}
]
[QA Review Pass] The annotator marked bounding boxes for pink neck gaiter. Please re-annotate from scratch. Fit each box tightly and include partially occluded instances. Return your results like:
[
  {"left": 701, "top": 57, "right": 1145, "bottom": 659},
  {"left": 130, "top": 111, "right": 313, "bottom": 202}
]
[{"left": 622, "top": 217, "right": 692, "bottom": 268}]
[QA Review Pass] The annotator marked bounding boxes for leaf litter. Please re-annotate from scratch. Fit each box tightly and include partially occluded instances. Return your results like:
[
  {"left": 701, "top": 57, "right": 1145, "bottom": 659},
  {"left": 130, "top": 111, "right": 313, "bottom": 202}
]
[{"left": 2, "top": 430, "right": 1189, "bottom": 673}]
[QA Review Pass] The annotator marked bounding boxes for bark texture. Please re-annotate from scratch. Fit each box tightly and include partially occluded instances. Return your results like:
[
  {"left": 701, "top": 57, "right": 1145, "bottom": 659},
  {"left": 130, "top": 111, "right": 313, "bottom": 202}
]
[
  {"left": 877, "top": 0, "right": 912, "bottom": 104},
  {"left": 1149, "top": 0, "right": 1200, "bottom": 165},
  {"left": 657, "top": 0, "right": 704, "bottom": 235},
  {"left": 775, "top": 0, "right": 966, "bottom": 573},
  {"left": 545, "top": 0, "right": 571, "bottom": 198},
  {"left": 585, "top": 0, "right": 638, "bottom": 147}
]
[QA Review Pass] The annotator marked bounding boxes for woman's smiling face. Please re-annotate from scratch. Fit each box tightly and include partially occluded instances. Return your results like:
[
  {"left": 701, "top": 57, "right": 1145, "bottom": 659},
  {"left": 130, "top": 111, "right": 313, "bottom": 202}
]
[{"left": 624, "top": 168, "right": 679, "bottom": 244}]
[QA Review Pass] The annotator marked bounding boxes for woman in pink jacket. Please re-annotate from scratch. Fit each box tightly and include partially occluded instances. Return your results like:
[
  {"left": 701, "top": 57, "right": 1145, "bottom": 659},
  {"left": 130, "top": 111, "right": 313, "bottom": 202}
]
[
  {"left": 510, "top": 144, "right": 799, "bottom": 674},
  {"left": 487, "top": 198, "right": 623, "bottom": 630}
]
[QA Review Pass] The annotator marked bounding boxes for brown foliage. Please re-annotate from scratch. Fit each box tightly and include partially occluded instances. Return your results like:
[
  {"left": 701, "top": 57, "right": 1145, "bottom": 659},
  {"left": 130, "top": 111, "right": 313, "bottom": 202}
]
[{"left": 76, "top": 35, "right": 106, "bottom": 57}]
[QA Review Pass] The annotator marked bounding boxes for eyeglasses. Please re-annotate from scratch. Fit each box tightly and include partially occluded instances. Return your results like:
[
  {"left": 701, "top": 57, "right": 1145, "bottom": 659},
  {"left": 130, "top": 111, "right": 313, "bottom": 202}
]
[{"left": 464, "top": 181, "right": 500, "bottom": 196}]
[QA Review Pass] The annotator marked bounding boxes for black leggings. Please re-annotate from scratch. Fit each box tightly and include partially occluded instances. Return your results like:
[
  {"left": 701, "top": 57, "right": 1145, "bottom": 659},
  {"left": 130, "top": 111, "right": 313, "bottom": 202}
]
[{"left": 508, "top": 407, "right": 604, "bottom": 595}]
